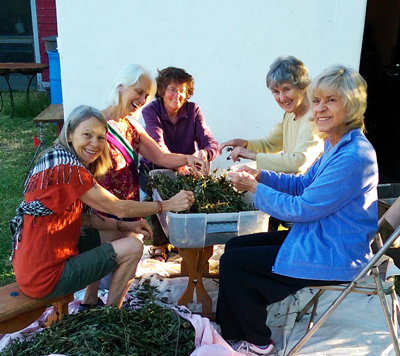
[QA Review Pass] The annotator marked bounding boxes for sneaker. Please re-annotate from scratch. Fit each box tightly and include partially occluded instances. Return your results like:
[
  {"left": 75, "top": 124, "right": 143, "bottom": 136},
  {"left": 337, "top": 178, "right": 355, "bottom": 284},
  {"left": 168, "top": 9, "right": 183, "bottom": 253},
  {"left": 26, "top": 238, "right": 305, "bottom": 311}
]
[{"left": 229, "top": 340, "right": 277, "bottom": 356}]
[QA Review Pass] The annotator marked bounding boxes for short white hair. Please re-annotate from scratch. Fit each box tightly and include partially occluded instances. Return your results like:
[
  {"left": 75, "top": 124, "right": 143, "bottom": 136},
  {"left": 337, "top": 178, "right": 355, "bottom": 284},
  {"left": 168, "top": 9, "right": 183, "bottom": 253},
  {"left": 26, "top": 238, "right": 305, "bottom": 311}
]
[{"left": 108, "top": 64, "right": 157, "bottom": 107}]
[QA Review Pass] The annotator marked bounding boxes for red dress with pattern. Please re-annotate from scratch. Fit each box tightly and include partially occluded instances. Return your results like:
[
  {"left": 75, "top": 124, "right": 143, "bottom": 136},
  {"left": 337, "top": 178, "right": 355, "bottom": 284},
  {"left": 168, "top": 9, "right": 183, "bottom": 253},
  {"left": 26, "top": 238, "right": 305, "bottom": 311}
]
[
  {"left": 100, "top": 117, "right": 141, "bottom": 201},
  {"left": 13, "top": 161, "right": 96, "bottom": 298}
]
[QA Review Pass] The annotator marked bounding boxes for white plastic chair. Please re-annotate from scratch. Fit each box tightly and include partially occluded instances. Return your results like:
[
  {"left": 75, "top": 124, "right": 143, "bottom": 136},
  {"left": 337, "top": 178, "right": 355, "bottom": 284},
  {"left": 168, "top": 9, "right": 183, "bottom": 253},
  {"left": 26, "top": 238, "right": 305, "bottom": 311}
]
[{"left": 287, "top": 196, "right": 400, "bottom": 356}]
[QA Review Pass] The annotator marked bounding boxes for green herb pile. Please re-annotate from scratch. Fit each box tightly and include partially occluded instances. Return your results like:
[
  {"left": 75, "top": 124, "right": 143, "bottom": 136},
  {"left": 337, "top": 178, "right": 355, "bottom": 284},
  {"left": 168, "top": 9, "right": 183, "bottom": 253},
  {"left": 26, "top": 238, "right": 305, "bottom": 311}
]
[
  {"left": 147, "top": 172, "right": 255, "bottom": 214},
  {"left": 0, "top": 280, "right": 195, "bottom": 356}
]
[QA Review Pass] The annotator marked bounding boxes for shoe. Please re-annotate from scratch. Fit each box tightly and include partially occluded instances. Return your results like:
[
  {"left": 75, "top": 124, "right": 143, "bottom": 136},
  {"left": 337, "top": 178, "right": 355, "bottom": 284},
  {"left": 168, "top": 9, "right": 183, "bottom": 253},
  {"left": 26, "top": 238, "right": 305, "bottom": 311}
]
[
  {"left": 149, "top": 246, "right": 169, "bottom": 262},
  {"left": 78, "top": 297, "right": 105, "bottom": 312},
  {"left": 169, "top": 245, "right": 179, "bottom": 253},
  {"left": 229, "top": 340, "right": 277, "bottom": 356}
]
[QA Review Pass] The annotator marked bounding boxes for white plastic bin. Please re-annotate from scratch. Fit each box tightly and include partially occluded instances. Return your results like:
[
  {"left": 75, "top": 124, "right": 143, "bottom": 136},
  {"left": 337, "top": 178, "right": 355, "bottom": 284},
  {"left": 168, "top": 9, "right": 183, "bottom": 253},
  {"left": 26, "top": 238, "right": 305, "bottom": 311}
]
[{"left": 151, "top": 170, "right": 269, "bottom": 248}]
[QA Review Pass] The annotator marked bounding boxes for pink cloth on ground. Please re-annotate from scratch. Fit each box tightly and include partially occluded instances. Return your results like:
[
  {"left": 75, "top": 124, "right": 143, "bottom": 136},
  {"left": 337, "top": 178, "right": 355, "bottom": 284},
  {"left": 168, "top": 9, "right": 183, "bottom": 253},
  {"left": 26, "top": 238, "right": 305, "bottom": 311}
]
[{"left": 176, "top": 308, "right": 243, "bottom": 356}]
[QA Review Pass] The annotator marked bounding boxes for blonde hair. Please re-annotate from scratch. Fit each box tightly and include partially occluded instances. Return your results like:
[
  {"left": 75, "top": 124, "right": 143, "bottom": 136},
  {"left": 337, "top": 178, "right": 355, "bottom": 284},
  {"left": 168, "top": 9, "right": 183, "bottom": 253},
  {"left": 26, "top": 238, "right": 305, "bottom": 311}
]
[
  {"left": 307, "top": 65, "right": 367, "bottom": 133},
  {"left": 55, "top": 105, "right": 112, "bottom": 177}
]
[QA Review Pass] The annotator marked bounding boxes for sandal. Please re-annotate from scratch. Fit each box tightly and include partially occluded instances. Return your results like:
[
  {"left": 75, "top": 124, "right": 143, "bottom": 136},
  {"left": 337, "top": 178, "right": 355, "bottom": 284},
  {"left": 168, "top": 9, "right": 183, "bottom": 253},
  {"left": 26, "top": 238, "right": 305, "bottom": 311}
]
[{"left": 149, "top": 247, "right": 169, "bottom": 262}]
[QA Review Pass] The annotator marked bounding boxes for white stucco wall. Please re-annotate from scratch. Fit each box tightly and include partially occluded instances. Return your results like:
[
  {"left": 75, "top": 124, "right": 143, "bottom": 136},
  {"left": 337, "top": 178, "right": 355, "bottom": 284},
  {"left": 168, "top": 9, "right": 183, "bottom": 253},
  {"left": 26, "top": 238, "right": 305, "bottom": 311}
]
[{"left": 56, "top": 0, "right": 367, "bottom": 169}]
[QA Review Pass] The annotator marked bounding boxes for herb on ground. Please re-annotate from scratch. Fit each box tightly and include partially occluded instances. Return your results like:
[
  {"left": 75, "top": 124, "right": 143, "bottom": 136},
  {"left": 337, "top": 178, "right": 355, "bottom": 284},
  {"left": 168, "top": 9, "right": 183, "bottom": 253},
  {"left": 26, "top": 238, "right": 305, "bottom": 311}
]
[
  {"left": 147, "top": 172, "right": 255, "bottom": 213},
  {"left": 0, "top": 279, "right": 195, "bottom": 356}
]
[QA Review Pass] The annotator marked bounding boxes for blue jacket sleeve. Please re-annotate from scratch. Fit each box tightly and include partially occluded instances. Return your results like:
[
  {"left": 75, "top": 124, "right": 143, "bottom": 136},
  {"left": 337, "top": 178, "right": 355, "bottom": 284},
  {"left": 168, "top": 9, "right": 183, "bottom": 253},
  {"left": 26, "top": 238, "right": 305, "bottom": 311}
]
[{"left": 255, "top": 139, "right": 377, "bottom": 223}]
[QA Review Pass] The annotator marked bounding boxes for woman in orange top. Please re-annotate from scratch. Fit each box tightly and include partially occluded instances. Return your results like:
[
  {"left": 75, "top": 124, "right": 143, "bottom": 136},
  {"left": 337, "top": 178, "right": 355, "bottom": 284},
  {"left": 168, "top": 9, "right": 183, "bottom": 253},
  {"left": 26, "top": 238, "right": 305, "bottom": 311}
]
[{"left": 11, "top": 105, "right": 201, "bottom": 307}]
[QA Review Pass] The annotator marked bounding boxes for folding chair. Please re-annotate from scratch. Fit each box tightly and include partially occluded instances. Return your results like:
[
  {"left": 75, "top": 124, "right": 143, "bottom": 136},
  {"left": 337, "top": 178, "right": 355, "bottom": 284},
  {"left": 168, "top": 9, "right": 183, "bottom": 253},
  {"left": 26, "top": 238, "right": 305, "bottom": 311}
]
[{"left": 286, "top": 196, "right": 400, "bottom": 356}]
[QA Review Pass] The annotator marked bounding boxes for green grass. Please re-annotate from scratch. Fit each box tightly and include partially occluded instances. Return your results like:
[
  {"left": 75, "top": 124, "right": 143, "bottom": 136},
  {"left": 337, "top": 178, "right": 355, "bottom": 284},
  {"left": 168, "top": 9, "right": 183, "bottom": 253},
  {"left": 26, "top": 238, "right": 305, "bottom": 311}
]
[{"left": 0, "top": 90, "right": 54, "bottom": 286}]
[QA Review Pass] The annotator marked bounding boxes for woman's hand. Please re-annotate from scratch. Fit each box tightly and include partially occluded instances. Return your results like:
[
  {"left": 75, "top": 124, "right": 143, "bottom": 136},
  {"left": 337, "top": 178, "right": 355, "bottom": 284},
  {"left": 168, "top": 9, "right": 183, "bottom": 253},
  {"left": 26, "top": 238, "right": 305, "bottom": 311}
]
[
  {"left": 164, "top": 190, "right": 194, "bottom": 212},
  {"left": 176, "top": 150, "right": 210, "bottom": 176},
  {"left": 218, "top": 138, "right": 248, "bottom": 154},
  {"left": 122, "top": 219, "right": 153, "bottom": 240},
  {"left": 185, "top": 155, "right": 209, "bottom": 175},
  {"left": 228, "top": 147, "right": 257, "bottom": 162},
  {"left": 226, "top": 171, "right": 259, "bottom": 193},
  {"left": 193, "top": 149, "right": 208, "bottom": 161},
  {"left": 233, "top": 165, "right": 261, "bottom": 180},
  {"left": 175, "top": 165, "right": 192, "bottom": 175}
]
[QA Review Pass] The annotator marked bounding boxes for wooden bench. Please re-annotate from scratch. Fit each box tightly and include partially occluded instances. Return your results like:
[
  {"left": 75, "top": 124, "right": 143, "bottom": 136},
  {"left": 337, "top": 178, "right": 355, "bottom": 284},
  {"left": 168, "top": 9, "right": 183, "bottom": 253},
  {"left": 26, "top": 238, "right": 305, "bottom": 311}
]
[
  {"left": 33, "top": 103, "right": 64, "bottom": 134},
  {"left": 0, "top": 282, "right": 73, "bottom": 334},
  {"left": 24, "top": 104, "right": 64, "bottom": 182}
]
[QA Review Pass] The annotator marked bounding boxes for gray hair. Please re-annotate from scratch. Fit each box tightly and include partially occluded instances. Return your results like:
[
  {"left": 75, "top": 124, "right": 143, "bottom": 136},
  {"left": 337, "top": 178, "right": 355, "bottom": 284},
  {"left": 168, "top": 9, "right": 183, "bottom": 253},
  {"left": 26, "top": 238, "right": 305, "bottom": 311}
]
[
  {"left": 307, "top": 65, "right": 367, "bottom": 133},
  {"left": 266, "top": 56, "right": 311, "bottom": 90},
  {"left": 55, "top": 105, "right": 112, "bottom": 177},
  {"left": 108, "top": 64, "right": 157, "bottom": 107}
]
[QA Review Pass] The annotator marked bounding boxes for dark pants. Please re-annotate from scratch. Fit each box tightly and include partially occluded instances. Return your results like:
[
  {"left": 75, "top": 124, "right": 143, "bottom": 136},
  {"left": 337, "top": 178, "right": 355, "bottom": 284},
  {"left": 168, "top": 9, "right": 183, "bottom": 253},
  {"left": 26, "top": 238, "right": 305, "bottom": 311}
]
[{"left": 216, "top": 231, "right": 345, "bottom": 346}]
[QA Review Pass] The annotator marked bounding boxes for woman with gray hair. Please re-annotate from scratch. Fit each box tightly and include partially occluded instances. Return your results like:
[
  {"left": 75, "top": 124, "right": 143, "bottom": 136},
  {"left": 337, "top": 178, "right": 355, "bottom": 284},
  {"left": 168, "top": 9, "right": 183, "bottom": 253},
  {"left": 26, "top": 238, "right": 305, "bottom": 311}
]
[
  {"left": 11, "top": 105, "right": 195, "bottom": 309},
  {"left": 216, "top": 66, "right": 378, "bottom": 356},
  {"left": 219, "top": 55, "right": 323, "bottom": 174}
]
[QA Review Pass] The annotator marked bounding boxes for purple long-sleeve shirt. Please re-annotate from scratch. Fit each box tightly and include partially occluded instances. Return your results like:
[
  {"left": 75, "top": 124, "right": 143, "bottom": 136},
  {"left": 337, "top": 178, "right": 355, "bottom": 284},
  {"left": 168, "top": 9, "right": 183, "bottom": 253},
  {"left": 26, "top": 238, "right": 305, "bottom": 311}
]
[{"left": 139, "top": 98, "right": 218, "bottom": 170}]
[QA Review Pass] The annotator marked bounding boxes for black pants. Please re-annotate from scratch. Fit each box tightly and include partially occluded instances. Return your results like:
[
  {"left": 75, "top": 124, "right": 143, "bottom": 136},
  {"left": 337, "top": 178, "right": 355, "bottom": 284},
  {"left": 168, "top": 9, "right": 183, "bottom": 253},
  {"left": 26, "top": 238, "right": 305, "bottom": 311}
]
[{"left": 216, "top": 231, "right": 345, "bottom": 346}]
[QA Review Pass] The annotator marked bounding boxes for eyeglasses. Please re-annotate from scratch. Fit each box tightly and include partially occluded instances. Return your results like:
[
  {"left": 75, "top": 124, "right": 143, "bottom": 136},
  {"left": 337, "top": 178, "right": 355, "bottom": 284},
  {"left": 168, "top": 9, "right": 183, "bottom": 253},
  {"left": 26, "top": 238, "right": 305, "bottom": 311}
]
[{"left": 166, "top": 86, "right": 187, "bottom": 96}]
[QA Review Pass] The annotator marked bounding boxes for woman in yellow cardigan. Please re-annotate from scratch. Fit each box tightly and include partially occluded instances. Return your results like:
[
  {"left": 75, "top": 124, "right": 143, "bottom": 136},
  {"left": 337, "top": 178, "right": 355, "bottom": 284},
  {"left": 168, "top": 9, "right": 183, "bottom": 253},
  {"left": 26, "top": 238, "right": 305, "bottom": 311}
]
[{"left": 219, "top": 55, "right": 323, "bottom": 174}]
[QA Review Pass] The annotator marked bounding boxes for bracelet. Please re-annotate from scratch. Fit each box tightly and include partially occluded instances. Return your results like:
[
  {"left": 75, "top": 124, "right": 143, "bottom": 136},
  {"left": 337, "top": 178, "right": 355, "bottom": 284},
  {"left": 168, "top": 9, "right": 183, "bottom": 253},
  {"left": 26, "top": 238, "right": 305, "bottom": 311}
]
[
  {"left": 116, "top": 219, "right": 124, "bottom": 232},
  {"left": 155, "top": 200, "right": 163, "bottom": 214}
]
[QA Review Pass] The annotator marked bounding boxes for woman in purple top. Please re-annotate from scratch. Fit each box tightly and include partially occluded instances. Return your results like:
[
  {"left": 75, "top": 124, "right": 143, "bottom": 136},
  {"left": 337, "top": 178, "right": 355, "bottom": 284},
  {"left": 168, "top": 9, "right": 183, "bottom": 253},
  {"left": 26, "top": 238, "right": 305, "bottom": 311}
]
[{"left": 139, "top": 67, "right": 219, "bottom": 261}]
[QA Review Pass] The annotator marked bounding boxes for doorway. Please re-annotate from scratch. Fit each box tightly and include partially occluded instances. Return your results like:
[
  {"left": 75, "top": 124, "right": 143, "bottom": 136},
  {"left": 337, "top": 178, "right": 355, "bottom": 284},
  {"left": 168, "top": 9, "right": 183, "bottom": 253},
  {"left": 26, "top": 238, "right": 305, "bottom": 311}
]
[{"left": 360, "top": 0, "right": 400, "bottom": 182}]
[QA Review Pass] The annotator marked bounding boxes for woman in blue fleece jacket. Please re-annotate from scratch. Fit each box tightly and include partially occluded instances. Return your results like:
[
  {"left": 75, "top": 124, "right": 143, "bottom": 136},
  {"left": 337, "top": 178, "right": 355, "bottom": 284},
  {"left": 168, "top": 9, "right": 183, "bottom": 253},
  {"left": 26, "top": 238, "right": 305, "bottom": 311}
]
[{"left": 216, "top": 65, "right": 378, "bottom": 356}]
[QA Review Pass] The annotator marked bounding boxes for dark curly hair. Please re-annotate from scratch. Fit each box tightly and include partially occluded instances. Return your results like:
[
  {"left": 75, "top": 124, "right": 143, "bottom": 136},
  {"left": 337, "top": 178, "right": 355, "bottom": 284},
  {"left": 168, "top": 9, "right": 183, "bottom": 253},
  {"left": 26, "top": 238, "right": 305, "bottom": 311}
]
[{"left": 155, "top": 67, "right": 194, "bottom": 101}]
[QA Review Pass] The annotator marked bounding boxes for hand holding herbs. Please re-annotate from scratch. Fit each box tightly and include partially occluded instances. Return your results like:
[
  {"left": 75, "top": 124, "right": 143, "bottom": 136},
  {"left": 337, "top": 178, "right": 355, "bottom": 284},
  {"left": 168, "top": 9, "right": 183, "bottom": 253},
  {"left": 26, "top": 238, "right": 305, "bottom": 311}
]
[
  {"left": 147, "top": 172, "right": 255, "bottom": 214},
  {"left": 163, "top": 189, "right": 195, "bottom": 213},
  {"left": 226, "top": 170, "right": 259, "bottom": 194}
]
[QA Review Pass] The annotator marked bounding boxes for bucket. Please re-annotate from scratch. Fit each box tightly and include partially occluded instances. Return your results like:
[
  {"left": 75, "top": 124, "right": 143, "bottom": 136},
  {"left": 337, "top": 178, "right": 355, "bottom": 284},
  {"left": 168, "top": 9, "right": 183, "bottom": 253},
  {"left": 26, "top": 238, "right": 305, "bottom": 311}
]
[{"left": 47, "top": 51, "right": 63, "bottom": 104}]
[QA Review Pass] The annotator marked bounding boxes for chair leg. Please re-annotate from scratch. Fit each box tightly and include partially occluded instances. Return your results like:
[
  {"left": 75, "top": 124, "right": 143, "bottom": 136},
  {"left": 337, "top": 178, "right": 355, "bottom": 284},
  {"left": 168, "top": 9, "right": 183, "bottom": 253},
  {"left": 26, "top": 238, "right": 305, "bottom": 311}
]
[
  {"left": 308, "top": 297, "right": 319, "bottom": 331},
  {"left": 388, "top": 277, "right": 400, "bottom": 331},
  {"left": 286, "top": 282, "right": 357, "bottom": 356},
  {"left": 391, "top": 288, "right": 399, "bottom": 330},
  {"left": 374, "top": 273, "right": 400, "bottom": 356},
  {"left": 295, "top": 289, "right": 326, "bottom": 333}
]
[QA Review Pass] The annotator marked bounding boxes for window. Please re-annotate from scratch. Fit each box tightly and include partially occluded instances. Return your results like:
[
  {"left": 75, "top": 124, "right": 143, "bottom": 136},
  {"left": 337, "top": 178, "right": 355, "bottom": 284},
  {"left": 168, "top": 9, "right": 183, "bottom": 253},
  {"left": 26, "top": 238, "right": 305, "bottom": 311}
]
[{"left": 0, "top": 0, "right": 34, "bottom": 62}]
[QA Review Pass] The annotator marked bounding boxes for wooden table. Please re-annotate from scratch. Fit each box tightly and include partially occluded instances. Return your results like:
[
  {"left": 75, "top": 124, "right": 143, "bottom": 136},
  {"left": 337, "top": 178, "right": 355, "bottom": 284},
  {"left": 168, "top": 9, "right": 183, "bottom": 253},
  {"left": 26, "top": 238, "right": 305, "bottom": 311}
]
[
  {"left": 175, "top": 232, "right": 238, "bottom": 317},
  {"left": 178, "top": 246, "right": 215, "bottom": 317},
  {"left": 0, "top": 62, "right": 49, "bottom": 119}
]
